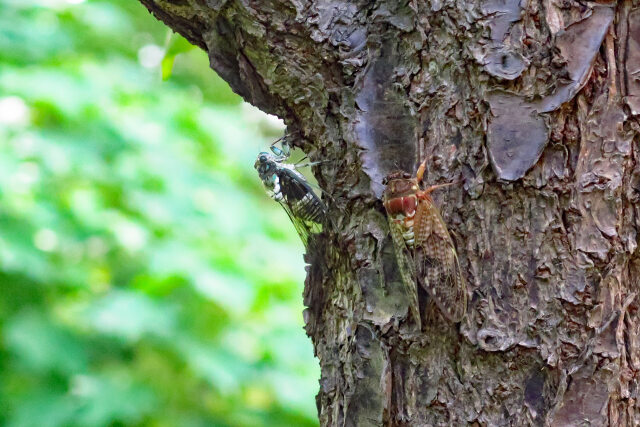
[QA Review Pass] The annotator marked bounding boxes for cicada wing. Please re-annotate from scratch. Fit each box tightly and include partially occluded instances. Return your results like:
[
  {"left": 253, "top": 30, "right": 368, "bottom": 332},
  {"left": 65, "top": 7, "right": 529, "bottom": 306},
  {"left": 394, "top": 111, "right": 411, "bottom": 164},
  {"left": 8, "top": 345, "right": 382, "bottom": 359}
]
[
  {"left": 414, "top": 199, "right": 467, "bottom": 322},
  {"left": 387, "top": 217, "right": 421, "bottom": 325},
  {"left": 277, "top": 200, "right": 313, "bottom": 248},
  {"left": 276, "top": 169, "right": 325, "bottom": 247},
  {"left": 279, "top": 169, "right": 326, "bottom": 223}
]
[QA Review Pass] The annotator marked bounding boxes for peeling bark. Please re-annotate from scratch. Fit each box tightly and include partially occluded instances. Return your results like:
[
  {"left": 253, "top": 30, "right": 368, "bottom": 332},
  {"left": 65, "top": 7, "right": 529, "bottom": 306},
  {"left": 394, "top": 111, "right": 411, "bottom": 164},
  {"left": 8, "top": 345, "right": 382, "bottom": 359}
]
[{"left": 139, "top": 0, "right": 640, "bottom": 425}]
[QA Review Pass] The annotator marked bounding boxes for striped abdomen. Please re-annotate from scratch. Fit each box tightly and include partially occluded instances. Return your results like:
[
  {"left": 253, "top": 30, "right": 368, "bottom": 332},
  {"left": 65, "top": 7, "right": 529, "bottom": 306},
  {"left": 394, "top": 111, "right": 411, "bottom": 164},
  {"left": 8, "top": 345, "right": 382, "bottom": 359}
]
[
  {"left": 292, "top": 191, "right": 325, "bottom": 223},
  {"left": 384, "top": 195, "right": 417, "bottom": 247}
]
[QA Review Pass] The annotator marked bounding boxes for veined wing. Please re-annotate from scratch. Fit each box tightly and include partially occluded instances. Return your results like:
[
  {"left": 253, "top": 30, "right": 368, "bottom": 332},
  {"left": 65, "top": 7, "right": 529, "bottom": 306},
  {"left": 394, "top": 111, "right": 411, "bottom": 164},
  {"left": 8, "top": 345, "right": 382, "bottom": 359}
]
[
  {"left": 276, "top": 168, "right": 325, "bottom": 247},
  {"left": 414, "top": 198, "right": 467, "bottom": 322},
  {"left": 387, "top": 217, "right": 421, "bottom": 325}
]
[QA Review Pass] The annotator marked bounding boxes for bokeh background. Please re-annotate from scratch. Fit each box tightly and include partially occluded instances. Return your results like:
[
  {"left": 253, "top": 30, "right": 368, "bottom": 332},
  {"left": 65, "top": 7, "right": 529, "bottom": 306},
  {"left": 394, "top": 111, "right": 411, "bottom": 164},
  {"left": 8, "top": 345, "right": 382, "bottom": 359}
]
[{"left": 0, "top": 0, "right": 319, "bottom": 425}]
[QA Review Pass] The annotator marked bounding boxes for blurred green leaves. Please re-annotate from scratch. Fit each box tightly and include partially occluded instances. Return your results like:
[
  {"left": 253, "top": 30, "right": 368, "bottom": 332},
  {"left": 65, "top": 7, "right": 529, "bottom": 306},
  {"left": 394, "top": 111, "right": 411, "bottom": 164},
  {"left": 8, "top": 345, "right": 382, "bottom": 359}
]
[{"left": 0, "top": 0, "right": 318, "bottom": 426}]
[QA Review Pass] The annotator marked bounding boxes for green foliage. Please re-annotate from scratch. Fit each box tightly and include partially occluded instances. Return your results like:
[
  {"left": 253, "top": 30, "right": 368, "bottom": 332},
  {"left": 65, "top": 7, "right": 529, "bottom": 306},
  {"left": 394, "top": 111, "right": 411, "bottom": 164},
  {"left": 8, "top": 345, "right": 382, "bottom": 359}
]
[{"left": 0, "top": 0, "right": 319, "bottom": 425}]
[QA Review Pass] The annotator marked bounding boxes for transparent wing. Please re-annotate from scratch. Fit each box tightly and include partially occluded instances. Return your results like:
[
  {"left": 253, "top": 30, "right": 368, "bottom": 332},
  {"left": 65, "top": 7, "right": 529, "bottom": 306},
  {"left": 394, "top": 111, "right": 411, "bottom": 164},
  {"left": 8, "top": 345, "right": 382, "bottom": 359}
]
[
  {"left": 414, "top": 199, "right": 467, "bottom": 322},
  {"left": 387, "top": 217, "right": 421, "bottom": 325},
  {"left": 276, "top": 169, "right": 325, "bottom": 248},
  {"left": 277, "top": 200, "right": 317, "bottom": 248}
]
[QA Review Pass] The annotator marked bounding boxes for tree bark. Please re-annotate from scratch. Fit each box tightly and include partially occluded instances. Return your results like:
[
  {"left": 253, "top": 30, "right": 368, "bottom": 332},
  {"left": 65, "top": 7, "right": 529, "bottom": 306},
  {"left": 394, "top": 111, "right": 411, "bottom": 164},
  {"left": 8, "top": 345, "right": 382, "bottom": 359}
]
[{"left": 139, "top": 0, "right": 640, "bottom": 425}]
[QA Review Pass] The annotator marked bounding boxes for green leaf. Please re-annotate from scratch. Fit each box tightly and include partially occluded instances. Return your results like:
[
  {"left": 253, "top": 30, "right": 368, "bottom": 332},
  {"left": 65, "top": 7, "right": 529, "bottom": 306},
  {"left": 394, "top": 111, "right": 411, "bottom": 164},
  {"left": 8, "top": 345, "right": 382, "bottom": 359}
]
[{"left": 161, "top": 31, "right": 195, "bottom": 80}]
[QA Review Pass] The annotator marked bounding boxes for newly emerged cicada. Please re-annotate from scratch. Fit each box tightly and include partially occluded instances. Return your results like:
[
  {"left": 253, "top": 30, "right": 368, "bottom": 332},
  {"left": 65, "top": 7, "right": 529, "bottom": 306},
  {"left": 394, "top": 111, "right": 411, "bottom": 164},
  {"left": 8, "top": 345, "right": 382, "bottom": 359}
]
[
  {"left": 254, "top": 135, "right": 326, "bottom": 248},
  {"left": 382, "top": 159, "right": 467, "bottom": 324}
]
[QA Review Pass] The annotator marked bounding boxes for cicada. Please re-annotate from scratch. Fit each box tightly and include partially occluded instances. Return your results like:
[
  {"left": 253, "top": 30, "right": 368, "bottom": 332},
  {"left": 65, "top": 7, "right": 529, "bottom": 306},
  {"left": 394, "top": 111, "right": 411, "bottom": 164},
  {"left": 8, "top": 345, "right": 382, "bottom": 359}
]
[
  {"left": 382, "top": 159, "right": 467, "bottom": 324},
  {"left": 254, "top": 135, "right": 326, "bottom": 247}
]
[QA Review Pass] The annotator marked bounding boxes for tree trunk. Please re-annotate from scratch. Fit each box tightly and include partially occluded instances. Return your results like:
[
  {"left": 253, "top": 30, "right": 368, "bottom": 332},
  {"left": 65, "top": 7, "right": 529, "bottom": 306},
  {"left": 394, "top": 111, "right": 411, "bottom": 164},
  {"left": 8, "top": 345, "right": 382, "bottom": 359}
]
[{"left": 139, "top": 0, "right": 640, "bottom": 425}]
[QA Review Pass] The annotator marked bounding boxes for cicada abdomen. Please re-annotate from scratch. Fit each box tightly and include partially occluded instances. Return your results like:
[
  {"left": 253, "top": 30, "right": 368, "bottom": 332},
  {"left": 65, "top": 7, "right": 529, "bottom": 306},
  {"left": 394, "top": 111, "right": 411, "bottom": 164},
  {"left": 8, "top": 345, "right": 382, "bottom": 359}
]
[
  {"left": 382, "top": 161, "right": 467, "bottom": 324},
  {"left": 254, "top": 137, "right": 327, "bottom": 248}
]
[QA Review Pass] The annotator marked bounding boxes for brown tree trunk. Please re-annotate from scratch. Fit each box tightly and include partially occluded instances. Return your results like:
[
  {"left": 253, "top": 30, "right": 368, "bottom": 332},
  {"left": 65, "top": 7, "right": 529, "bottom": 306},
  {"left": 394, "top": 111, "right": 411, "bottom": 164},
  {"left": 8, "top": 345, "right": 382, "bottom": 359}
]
[{"left": 139, "top": 1, "right": 640, "bottom": 425}]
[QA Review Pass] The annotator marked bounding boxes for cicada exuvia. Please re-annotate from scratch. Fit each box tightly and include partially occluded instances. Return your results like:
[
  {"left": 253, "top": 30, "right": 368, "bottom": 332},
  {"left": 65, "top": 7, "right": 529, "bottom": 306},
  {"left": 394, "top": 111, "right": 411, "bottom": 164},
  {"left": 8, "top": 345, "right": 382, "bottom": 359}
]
[
  {"left": 382, "top": 159, "right": 467, "bottom": 324},
  {"left": 254, "top": 135, "right": 327, "bottom": 248}
]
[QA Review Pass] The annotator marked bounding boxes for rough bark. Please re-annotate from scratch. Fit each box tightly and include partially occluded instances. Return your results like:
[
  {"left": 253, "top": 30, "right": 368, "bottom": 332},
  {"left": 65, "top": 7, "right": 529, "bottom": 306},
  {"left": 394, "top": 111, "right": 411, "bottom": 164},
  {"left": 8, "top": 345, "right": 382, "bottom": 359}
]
[{"left": 139, "top": 0, "right": 640, "bottom": 425}]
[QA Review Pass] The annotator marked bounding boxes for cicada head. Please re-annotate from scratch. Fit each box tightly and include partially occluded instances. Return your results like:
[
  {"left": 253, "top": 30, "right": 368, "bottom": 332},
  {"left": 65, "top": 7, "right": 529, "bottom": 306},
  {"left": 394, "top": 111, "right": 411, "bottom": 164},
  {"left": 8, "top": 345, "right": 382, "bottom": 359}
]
[
  {"left": 382, "top": 171, "right": 419, "bottom": 218},
  {"left": 254, "top": 152, "right": 279, "bottom": 183}
]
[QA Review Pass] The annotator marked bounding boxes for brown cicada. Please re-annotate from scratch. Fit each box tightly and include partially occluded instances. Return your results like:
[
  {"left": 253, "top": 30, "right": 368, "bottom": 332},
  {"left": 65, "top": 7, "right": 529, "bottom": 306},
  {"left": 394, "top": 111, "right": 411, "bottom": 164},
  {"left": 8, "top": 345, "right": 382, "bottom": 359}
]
[{"left": 382, "top": 159, "right": 467, "bottom": 324}]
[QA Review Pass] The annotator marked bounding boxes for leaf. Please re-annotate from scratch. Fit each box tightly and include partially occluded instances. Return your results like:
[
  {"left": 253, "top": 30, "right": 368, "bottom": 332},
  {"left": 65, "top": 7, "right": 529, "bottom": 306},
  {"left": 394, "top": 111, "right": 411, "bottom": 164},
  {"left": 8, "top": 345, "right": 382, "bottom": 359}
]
[
  {"left": 161, "top": 31, "right": 195, "bottom": 80},
  {"left": 5, "top": 311, "right": 88, "bottom": 375}
]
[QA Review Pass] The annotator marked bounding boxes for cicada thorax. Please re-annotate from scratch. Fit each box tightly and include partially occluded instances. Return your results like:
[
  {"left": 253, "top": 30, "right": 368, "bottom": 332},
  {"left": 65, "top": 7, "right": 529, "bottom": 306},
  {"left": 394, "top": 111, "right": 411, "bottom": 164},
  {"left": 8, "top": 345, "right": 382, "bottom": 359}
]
[{"left": 383, "top": 174, "right": 421, "bottom": 248}]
